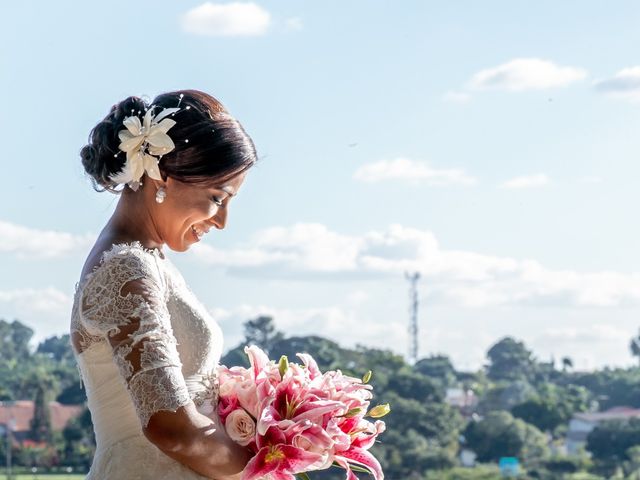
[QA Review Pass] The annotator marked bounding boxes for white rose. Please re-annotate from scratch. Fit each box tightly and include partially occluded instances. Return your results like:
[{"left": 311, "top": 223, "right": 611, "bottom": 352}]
[{"left": 224, "top": 409, "right": 256, "bottom": 446}]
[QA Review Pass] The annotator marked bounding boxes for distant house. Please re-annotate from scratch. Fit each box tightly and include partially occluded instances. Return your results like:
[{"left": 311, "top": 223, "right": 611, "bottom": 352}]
[
  {"left": 459, "top": 448, "right": 477, "bottom": 467},
  {"left": 445, "top": 388, "right": 478, "bottom": 416},
  {"left": 0, "top": 401, "right": 84, "bottom": 444},
  {"left": 566, "top": 406, "right": 640, "bottom": 455}
]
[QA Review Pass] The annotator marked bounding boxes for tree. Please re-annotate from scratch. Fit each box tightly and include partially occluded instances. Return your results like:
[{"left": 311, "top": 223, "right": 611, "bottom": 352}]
[
  {"left": 511, "top": 384, "right": 591, "bottom": 433},
  {"left": 270, "top": 335, "right": 349, "bottom": 372},
  {"left": 562, "top": 356, "right": 574, "bottom": 372},
  {"left": 587, "top": 418, "right": 640, "bottom": 463},
  {"left": 623, "top": 445, "right": 640, "bottom": 478},
  {"left": 37, "top": 334, "right": 74, "bottom": 362},
  {"left": 414, "top": 355, "right": 457, "bottom": 390},
  {"left": 571, "top": 368, "right": 640, "bottom": 410},
  {"left": 373, "top": 428, "right": 456, "bottom": 476},
  {"left": 243, "top": 316, "right": 284, "bottom": 355},
  {"left": 478, "top": 380, "right": 536, "bottom": 414},
  {"left": 62, "top": 407, "right": 95, "bottom": 469},
  {"left": 381, "top": 392, "right": 462, "bottom": 449},
  {"left": 463, "top": 411, "right": 549, "bottom": 465},
  {"left": 24, "top": 367, "right": 59, "bottom": 443},
  {"left": 386, "top": 370, "right": 441, "bottom": 402},
  {"left": 30, "top": 385, "right": 53, "bottom": 443},
  {"left": 0, "top": 319, "right": 34, "bottom": 361},
  {"left": 631, "top": 330, "right": 640, "bottom": 366},
  {"left": 486, "top": 337, "right": 535, "bottom": 382},
  {"left": 512, "top": 398, "right": 563, "bottom": 433},
  {"left": 57, "top": 382, "right": 87, "bottom": 405},
  {"left": 371, "top": 391, "right": 463, "bottom": 478}
]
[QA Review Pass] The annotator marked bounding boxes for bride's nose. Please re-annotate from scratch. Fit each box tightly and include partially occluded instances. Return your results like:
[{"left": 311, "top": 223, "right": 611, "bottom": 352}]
[{"left": 209, "top": 207, "right": 228, "bottom": 230}]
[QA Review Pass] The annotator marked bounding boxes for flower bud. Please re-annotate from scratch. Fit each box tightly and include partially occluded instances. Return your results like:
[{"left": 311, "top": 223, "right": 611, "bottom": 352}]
[
  {"left": 278, "top": 355, "right": 289, "bottom": 377},
  {"left": 367, "top": 403, "right": 391, "bottom": 418}
]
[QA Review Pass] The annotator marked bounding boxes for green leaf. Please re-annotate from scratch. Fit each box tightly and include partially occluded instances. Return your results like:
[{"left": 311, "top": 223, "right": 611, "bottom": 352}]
[
  {"left": 362, "top": 370, "right": 372, "bottom": 383},
  {"left": 330, "top": 461, "right": 373, "bottom": 475},
  {"left": 350, "top": 464, "right": 373, "bottom": 474},
  {"left": 296, "top": 473, "right": 311, "bottom": 480},
  {"left": 343, "top": 407, "right": 363, "bottom": 418}
]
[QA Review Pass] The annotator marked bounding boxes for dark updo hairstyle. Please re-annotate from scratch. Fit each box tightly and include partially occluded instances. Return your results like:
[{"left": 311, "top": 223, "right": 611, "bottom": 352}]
[{"left": 80, "top": 89, "right": 257, "bottom": 193}]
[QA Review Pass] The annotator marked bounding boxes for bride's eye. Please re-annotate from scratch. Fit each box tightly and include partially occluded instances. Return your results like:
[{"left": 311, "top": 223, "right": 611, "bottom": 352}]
[{"left": 211, "top": 196, "right": 223, "bottom": 207}]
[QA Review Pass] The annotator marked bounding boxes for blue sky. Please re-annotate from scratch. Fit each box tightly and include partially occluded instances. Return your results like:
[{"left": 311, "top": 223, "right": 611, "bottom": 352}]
[{"left": 2, "top": 1, "right": 640, "bottom": 370}]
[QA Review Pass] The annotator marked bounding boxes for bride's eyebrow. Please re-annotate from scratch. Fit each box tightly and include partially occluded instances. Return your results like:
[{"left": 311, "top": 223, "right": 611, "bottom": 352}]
[{"left": 220, "top": 185, "right": 236, "bottom": 197}]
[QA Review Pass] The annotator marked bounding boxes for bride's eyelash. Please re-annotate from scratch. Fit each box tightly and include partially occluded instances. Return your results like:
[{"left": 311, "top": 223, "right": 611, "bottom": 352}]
[{"left": 212, "top": 197, "right": 223, "bottom": 207}]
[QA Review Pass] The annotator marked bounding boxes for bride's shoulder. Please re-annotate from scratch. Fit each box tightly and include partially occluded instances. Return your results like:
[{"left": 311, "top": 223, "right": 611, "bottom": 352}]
[{"left": 78, "top": 239, "right": 166, "bottom": 290}]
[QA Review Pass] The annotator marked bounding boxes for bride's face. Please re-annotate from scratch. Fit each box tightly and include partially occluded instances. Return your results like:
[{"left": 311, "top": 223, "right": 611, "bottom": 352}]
[{"left": 154, "top": 171, "right": 247, "bottom": 252}]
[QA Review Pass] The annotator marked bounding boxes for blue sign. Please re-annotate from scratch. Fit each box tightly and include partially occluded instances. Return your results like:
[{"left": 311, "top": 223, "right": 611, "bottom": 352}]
[{"left": 499, "top": 457, "right": 520, "bottom": 477}]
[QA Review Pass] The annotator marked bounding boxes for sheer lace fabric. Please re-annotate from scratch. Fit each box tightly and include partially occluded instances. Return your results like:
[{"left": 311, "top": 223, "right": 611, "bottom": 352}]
[{"left": 70, "top": 242, "right": 224, "bottom": 479}]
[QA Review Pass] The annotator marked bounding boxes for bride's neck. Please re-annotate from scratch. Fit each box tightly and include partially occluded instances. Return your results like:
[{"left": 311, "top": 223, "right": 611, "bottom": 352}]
[{"left": 105, "top": 186, "right": 164, "bottom": 251}]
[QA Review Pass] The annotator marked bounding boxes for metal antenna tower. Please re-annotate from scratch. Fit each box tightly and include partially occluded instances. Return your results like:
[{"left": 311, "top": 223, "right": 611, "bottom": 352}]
[{"left": 405, "top": 271, "right": 421, "bottom": 364}]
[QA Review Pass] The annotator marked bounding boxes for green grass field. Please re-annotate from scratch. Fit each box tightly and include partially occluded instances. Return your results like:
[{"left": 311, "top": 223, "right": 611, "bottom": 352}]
[{"left": 9, "top": 475, "right": 85, "bottom": 479}]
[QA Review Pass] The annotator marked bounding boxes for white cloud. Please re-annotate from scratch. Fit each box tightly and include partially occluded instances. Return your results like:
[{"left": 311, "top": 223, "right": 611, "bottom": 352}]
[
  {"left": 578, "top": 175, "right": 603, "bottom": 185},
  {"left": 345, "top": 290, "right": 370, "bottom": 306},
  {"left": 191, "top": 223, "right": 640, "bottom": 308},
  {"left": 469, "top": 58, "right": 587, "bottom": 92},
  {"left": 181, "top": 2, "right": 271, "bottom": 37},
  {"left": 501, "top": 174, "right": 550, "bottom": 189},
  {"left": 539, "top": 324, "right": 629, "bottom": 344},
  {"left": 532, "top": 324, "right": 635, "bottom": 370},
  {"left": 353, "top": 158, "right": 477, "bottom": 186},
  {"left": 0, "top": 220, "right": 95, "bottom": 259},
  {"left": 211, "top": 304, "right": 403, "bottom": 354},
  {"left": 0, "top": 287, "right": 73, "bottom": 345},
  {"left": 443, "top": 91, "right": 471, "bottom": 104},
  {"left": 192, "top": 223, "right": 361, "bottom": 272},
  {"left": 594, "top": 66, "right": 640, "bottom": 102},
  {"left": 0, "top": 287, "right": 71, "bottom": 315},
  {"left": 284, "top": 17, "right": 303, "bottom": 31}
]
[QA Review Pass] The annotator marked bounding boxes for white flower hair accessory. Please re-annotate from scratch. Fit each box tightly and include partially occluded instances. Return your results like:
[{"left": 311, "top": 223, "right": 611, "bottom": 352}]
[{"left": 110, "top": 106, "right": 180, "bottom": 190}]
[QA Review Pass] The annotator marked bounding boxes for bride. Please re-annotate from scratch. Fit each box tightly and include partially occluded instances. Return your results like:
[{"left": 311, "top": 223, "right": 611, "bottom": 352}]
[{"left": 69, "top": 90, "right": 256, "bottom": 479}]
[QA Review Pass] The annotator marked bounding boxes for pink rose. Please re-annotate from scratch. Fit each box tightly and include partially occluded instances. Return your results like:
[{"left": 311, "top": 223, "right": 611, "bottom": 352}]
[
  {"left": 224, "top": 409, "right": 256, "bottom": 446},
  {"left": 217, "top": 395, "right": 239, "bottom": 423}
]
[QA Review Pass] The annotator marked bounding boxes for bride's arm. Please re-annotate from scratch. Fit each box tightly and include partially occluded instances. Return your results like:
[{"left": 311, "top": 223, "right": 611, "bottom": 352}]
[{"left": 144, "top": 404, "right": 251, "bottom": 479}]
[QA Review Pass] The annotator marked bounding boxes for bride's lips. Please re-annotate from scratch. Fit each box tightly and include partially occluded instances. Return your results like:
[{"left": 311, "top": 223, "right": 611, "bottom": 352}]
[{"left": 190, "top": 225, "right": 210, "bottom": 242}]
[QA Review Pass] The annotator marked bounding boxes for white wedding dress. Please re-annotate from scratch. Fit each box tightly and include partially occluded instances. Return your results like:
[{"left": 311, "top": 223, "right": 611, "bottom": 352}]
[{"left": 69, "top": 242, "right": 224, "bottom": 479}]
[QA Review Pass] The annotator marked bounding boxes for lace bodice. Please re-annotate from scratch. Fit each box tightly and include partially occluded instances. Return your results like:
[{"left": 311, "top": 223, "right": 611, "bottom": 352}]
[{"left": 70, "top": 242, "right": 224, "bottom": 479}]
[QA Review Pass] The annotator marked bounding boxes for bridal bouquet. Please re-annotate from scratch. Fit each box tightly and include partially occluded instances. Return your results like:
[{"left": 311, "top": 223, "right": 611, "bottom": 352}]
[{"left": 216, "top": 345, "right": 389, "bottom": 480}]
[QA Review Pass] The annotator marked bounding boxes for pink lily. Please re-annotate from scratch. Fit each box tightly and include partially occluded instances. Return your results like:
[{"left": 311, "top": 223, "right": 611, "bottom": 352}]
[
  {"left": 295, "top": 352, "right": 322, "bottom": 379},
  {"left": 241, "top": 427, "right": 323, "bottom": 480},
  {"left": 245, "top": 345, "right": 271, "bottom": 381},
  {"left": 334, "top": 447, "right": 384, "bottom": 480},
  {"left": 351, "top": 420, "right": 386, "bottom": 450}
]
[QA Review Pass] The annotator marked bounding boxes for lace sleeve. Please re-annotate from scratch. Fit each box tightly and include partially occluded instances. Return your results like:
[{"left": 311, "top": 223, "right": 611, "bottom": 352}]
[{"left": 79, "top": 247, "right": 191, "bottom": 428}]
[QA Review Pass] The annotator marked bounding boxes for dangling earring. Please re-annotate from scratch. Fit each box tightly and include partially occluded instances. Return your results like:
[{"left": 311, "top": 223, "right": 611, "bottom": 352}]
[{"left": 155, "top": 186, "right": 167, "bottom": 204}]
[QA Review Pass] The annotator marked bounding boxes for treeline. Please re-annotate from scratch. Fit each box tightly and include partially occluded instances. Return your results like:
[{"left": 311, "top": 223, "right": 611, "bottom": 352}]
[
  {"left": 0, "top": 319, "right": 93, "bottom": 470},
  {"left": 226, "top": 318, "right": 640, "bottom": 479},
  {"left": 4, "top": 317, "right": 640, "bottom": 478}
]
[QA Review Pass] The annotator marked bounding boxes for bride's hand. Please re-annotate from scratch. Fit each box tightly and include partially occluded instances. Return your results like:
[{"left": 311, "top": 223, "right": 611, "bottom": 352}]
[
  {"left": 210, "top": 427, "right": 253, "bottom": 480},
  {"left": 215, "top": 471, "right": 243, "bottom": 480},
  {"left": 199, "top": 405, "right": 253, "bottom": 480},
  {"left": 144, "top": 403, "right": 253, "bottom": 480}
]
